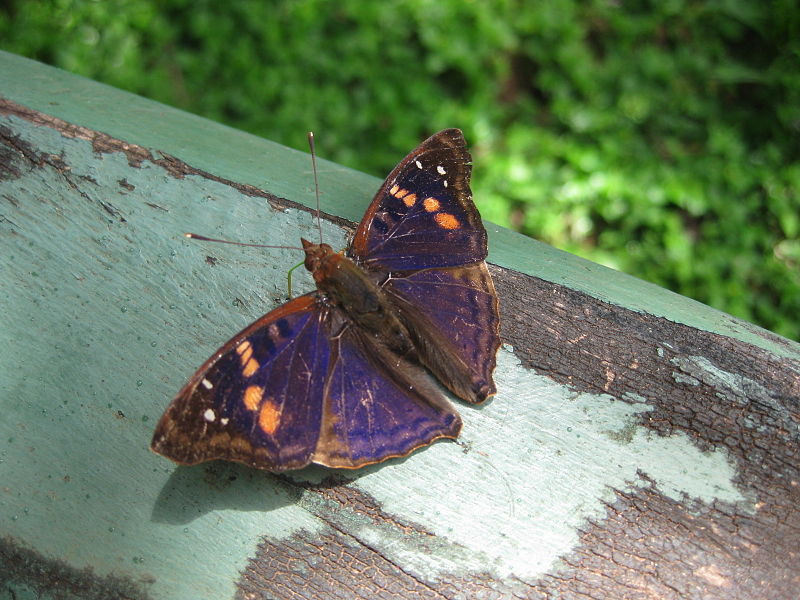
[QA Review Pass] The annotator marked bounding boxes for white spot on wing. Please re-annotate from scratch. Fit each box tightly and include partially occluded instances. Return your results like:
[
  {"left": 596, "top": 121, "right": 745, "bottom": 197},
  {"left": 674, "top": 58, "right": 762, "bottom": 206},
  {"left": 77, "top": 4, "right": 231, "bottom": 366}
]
[
  {"left": 201, "top": 378, "right": 213, "bottom": 390},
  {"left": 437, "top": 165, "right": 446, "bottom": 175},
  {"left": 443, "top": 180, "right": 448, "bottom": 188},
  {"left": 415, "top": 160, "right": 422, "bottom": 169},
  {"left": 203, "top": 408, "right": 216, "bottom": 422},
  {"left": 220, "top": 417, "right": 229, "bottom": 426}
]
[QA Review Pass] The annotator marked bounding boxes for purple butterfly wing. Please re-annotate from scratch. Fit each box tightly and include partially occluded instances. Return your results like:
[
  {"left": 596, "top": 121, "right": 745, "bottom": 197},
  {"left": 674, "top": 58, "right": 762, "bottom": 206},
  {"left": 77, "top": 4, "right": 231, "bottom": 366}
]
[
  {"left": 151, "top": 293, "right": 462, "bottom": 470},
  {"left": 384, "top": 263, "right": 500, "bottom": 404},
  {"left": 351, "top": 128, "right": 500, "bottom": 405},
  {"left": 313, "top": 317, "right": 462, "bottom": 468},
  {"left": 151, "top": 294, "right": 330, "bottom": 472},
  {"left": 351, "top": 129, "right": 486, "bottom": 270}
]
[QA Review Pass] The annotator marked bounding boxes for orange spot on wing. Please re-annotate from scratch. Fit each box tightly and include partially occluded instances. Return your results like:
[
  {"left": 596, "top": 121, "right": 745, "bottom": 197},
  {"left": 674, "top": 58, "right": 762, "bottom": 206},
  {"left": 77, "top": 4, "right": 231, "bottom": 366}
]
[
  {"left": 236, "top": 341, "right": 253, "bottom": 363},
  {"left": 243, "top": 357, "right": 260, "bottom": 377},
  {"left": 435, "top": 212, "right": 460, "bottom": 230},
  {"left": 243, "top": 385, "right": 263, "bottom": 411},
  {"left": 258, "top": 399, "right": 281, "bottom": 435},
  {"left": 423, "top": 197, "right": 440, "bottom": 212},
  {"left": 403, "top": 193, "right": 417, "bottom": 207},
  {"left": 395, "top": 188, "right": 409, "bottom": 198},
  {"left": 236, "top": 340, "right": 258, "bottom": 375}
]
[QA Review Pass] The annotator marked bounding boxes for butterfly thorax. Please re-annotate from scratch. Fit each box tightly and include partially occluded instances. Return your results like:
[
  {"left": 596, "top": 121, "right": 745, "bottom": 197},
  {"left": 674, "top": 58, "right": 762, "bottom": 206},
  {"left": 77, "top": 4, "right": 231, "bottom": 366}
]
[{"left": 301, "top": 238, "right": 414, "bottom": 356}]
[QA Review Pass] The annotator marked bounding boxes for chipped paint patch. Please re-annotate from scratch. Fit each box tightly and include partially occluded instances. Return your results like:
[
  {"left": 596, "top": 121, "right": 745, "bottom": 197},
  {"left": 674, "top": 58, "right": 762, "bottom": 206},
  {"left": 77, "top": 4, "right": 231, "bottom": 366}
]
[
  {"left": 672, "top": 355, "right": 751, "bottom": 406},
  {"left": 291, "top": 347, "right": 749, "bottom": 584}
]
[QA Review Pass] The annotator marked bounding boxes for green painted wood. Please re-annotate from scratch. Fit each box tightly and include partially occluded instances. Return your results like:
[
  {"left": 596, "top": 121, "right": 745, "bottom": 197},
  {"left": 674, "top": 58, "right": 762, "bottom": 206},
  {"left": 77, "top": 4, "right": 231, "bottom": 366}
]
[
  {"left": 1, "top": 50, "right": 796, "bottom": 360},
  {"left": 2, "top": 52, "right": 799, "bottom": 599}
]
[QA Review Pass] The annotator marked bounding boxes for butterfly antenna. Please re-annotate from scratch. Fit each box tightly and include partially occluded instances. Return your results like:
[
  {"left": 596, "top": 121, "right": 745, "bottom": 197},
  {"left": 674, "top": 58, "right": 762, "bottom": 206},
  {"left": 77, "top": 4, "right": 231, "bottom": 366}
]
[
  {"left": 307, "top": 131, "right": 324, "bottom": 244},
  {"left": 183, "top": 233, "right": 302, "bottom": 251}
]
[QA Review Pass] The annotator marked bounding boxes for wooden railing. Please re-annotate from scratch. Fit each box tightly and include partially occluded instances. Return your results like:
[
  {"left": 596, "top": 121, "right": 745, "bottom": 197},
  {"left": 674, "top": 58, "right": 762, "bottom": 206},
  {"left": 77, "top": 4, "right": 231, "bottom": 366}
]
[{"left": 1, "top": 50, "right": 798, "bottom": 600}]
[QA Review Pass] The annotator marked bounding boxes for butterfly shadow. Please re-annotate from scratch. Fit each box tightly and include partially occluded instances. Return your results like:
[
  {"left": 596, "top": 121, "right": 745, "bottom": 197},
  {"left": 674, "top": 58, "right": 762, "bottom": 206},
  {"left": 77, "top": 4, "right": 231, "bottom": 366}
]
[
  {"left": 150, "top": 458, "right": 393, "bottom": 525},
  {"left": 150, "top": 461, "right": 302, "bottom": 525},
  {"left": 150, "top": 446, "right": 437, "bottom": 525}
]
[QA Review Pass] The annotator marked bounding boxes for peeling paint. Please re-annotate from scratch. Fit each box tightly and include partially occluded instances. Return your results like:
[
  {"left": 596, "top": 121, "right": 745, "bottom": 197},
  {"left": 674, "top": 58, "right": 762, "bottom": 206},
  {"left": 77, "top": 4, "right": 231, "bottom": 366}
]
[{"left": 286, "top": 348, "right": 751, "bottom": 584}]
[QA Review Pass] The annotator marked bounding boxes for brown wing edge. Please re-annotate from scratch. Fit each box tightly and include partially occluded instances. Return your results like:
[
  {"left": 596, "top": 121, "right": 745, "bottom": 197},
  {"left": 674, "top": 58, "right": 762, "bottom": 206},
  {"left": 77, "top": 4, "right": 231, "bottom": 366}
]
[
  {"left": 351, "top": 128, "right": 479, "bottom": 259},
  {"left": 150, "top": 294, "right": 322, "bottom": 471}
]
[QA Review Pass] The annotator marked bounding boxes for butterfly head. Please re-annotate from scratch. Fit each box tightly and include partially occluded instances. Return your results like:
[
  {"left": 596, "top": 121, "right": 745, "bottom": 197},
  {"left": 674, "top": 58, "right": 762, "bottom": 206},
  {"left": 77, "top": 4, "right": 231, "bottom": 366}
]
[{"left": 300, "top": 238, "right": 340, "bottom": 284}]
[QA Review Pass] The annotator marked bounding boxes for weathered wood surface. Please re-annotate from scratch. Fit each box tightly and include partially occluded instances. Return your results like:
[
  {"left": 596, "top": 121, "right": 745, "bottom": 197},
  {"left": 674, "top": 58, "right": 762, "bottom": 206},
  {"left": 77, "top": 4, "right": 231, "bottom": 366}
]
[{"left": 1, "top": 51, "right": 799, "bottom": 599}]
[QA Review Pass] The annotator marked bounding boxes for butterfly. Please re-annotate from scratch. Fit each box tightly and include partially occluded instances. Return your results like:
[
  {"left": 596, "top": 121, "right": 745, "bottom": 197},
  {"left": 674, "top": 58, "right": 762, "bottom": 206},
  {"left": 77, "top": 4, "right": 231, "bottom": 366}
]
[{"left": 151, "top": 129, "right": 501, "bottom": 471}]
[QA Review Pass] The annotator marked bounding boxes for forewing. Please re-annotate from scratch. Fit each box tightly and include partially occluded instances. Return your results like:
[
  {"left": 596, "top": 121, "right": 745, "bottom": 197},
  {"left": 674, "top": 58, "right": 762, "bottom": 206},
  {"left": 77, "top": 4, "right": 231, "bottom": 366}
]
[
  {"left": 151, "top": 294, "right": 330, "bottom": 472},
  {"left": 384, "top": 263, "right": 501, "bottom": 404},
  {"left": 350, "top": 128, "right": 487, "bottom": 270},
  {"left": 312, "top": 319, "right": 462, "bottom": 468}
]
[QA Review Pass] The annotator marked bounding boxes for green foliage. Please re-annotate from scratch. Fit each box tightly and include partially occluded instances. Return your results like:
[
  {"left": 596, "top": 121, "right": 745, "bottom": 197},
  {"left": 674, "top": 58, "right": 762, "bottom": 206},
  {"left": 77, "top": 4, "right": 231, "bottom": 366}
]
[{"left": 2, "top": 0, "right": 798, "bottom": 339}]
